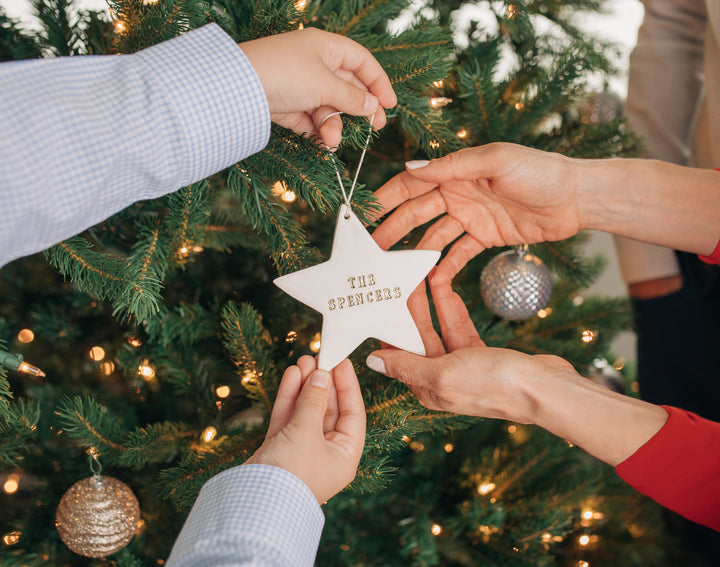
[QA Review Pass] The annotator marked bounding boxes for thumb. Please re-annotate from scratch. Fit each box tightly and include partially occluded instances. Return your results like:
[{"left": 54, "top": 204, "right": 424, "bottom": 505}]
[
  {"left": 323, "top": 73, "right": 379, "bottom": 117},
  {"left": 290, "top": 369, "right": 332, "bottom": 430},
  {"left": 366, "top": 350, "right": 437, "bottom": 387}
]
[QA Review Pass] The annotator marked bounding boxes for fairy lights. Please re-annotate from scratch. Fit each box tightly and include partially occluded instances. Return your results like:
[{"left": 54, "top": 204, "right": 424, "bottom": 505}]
[
  {"left": 2, "top": 531, "right": 21, "bottom": 546},
  {"left": 3, "top": 474, "right": 20, "bottom": 494},
  {"left": 100, "top": 361, "right": 115, "bottom": 376},
  {"left": 581, "top": 329, "right": 596, "bottom": 343},
  {"left": 17, "top": 329, "right": 34, "bottom": 343},
  {"left": 202, "top": 426, "right": 217, "bottom": 443},
  {"left": 431, "top": 523, "right": 442, "bottom": 536},
  {"left": 477, "top": 482, "right": 496, "bottom": 495},
  {"left": 89, "top": 346, "right": 105, "bottom": 361},
  {"left": 138, "top": 361, "right": 155, "bottom": 380},
  {"left": 430, "top": 97, "right": 452, "bottom": 109},
  {"left": 310, "top": 332, "right": 321, "bottom": 353}
]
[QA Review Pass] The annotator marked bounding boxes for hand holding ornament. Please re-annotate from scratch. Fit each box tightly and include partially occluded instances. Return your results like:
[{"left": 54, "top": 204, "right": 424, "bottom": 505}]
[
  {"left": 372, "top": 143, "right": 720, "bottom": 289},
  {"left": 245, "top": 356, "right": 365, "bottom": 504},
  {"left": 241, "top": 28, "right": 397, "bottom": 149},
  {"left": 366, "top": 284, "right": 668, "bottom": 468}
]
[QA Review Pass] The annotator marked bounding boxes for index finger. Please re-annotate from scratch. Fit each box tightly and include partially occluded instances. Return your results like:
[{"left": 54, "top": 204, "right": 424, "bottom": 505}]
[{"left": 331, "top": 36, "right": 397, "bottom": 110}]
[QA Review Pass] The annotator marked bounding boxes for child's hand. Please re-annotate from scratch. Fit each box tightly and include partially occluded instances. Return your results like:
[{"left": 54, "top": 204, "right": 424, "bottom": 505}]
[
  {"left": 240, "top": 28, "right": 397, "bottom": 149},
  {"left": 246, "top": 356, "right": 365, "bottom": 504}
]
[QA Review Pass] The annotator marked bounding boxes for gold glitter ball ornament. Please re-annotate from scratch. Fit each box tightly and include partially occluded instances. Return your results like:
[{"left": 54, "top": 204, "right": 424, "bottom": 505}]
[{"left": 56, "top": 475, "right": 140, "bottom": 558}]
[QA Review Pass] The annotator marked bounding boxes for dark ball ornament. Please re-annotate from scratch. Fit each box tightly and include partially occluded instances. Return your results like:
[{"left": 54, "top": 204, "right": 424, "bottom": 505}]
[{"left": 480, "top": 247, "right": 552, "bottom": 320}]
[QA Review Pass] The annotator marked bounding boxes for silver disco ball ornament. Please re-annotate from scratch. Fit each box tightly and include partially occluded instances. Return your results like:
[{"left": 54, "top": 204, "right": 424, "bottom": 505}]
[{"left": 480, "top": 248, "right": 552, "bottom": 320}]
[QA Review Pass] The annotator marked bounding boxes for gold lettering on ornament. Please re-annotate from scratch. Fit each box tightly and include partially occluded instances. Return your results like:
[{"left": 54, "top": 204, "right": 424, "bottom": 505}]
[{"left": 327, "top": 273, "right": 402, "bottom": 311}]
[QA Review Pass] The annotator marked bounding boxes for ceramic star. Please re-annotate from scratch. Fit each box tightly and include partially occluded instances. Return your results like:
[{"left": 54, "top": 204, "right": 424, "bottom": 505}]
[{"left": 274, "top": 204, "right": 440, "bottom": 370}]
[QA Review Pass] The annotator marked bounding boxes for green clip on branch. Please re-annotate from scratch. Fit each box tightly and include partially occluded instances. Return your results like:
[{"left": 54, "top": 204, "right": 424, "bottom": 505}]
[{"left": 0, "top": 348, "right": 46, "bottom": 377}]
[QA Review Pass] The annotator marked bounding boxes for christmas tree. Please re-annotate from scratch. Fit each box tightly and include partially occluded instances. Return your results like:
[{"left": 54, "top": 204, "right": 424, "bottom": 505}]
[{"left": 0, "top": 0, "right": 679, "bottom": 565}]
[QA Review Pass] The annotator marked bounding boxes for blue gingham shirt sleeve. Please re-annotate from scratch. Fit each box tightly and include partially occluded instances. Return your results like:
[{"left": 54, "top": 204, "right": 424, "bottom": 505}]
[
  {"left": 0, "top": 23, "right": 270, "bottom": 268},
  {"left": 166, "top": 464, "right": 325, "bottom": 567}
]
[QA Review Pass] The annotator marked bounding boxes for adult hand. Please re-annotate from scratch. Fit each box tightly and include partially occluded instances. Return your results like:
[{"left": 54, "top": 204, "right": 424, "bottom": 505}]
[
  {"left": 240, "top": 28, "right": 397, "bottom": 149},
  {"left": 371, "top": 143, "right": 583, "bottom": 286},
  {"left": 245, "top": 356, "right": 366, "bottom": 504},
  {"left": 366, "top": 280, "right": 570, "bottom": 423},
  {"left": 366, "top": 280, "right": 668, "bottom": 467}
]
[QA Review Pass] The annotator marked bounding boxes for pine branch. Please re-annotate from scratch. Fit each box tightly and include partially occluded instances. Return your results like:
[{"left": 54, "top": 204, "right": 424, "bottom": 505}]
[
  {"left": 120, "top": 421, "right": 195, "bottom": 469},
  {"left": 160, "top": 431, "right": 265, "bottom": 511},
  {"left": 55, "top": 396, "right": 127, "bottom": 464},
  {"left": 221, "top": 301, "right": 278, "bottom": 412},
  {"left": 0, "top": 400, "right": 40, "bottom": 467},
  {"left": 46, "top": 237, "right": 163, "bottom": 322},
  {"left": 110, "top": 0, "right": 212, "bottom": 53}
]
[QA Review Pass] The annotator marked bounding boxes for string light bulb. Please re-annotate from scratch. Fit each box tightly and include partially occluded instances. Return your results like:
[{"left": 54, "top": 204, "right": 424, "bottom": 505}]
[
  {"left": 138, "top": 361, "right": 155, "bottom": 380},
  {"left": 0, "top": 349, "right": 45, "bottom": 377},
  {"left": 3, "top": 474, "right": 20, "bottom": 494},
  {"left": 2, "top": 531, "right": 21, "bottom": 546},
  {"left": 17, "top": 329, "right": 34, "bottom": 343},
  {"left": 581, "top": 329, "right": 596, "bottom": 343},
  {"left": 89, "top": 346, "right": 105, "bottom": 361},
  {"left": 477, "top": 482, "right": 496, "bottom": 495},
  {"left": 216, "top": 385, "right": 231, "bottom": 399},
  {"left": 443, "top": 443, "right": 454, "bottom": 453},
  {"left": 241, "top": 370, "right": 258, "bottom": 385},
  {"left": 100, "top": 361, "right": 115, "bottom": 376},
  {"left": 310, "top": 332, "right": 321, "bottom": 353},
  {"left": 430, "top": 97, "right": 452, "bottom": 109},
  {"left": 431, "top": 523, "right": 442, "bottom": 536},
  {"left": 457, "top": 128, "right": 468, "bottom": 139},
  {"left": 432, "top": 80, "right": 444, "bottom": 88},
  {"left": 202, "top": 426, "right": 217, "bottom": 443}
]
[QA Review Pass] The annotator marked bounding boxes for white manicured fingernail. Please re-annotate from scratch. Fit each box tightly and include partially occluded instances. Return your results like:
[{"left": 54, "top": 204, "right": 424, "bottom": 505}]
[
  {"left": 406, "top": 160, "right": 430, "bottom": 169},
  {"left": 366, "top": 355, "right": 386, "bottom": 374}
]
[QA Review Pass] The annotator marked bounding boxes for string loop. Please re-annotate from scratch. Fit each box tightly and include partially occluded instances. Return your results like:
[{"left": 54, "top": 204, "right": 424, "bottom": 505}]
[{"left": 322, "top": 112, "right": 376, "bottom": 214}]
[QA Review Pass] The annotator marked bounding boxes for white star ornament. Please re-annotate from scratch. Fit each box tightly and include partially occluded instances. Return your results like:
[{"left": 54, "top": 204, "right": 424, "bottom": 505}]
[{"left": 274, "top": 205, "right": 440, "bottom": 370}]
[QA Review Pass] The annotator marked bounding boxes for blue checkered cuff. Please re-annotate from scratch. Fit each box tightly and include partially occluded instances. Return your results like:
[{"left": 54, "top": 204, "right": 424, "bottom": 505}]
[
  {"left": 167, "top": 464, "right": 325, "bottom": 567},
  {"left": 136, "top": 24, "right": 270, "bottom": 185}
]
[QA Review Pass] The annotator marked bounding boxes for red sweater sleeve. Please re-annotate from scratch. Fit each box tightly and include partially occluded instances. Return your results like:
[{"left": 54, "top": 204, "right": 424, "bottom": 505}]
[
  {"left": 615, "top": 406, "right": 720, "bottom": 531},
  {"left": 698, "top": 168, "right": 720, "bottom": 264}
]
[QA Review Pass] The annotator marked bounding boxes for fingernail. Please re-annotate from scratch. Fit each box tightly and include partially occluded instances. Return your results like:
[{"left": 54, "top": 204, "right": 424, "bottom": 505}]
[
  {"left": 406, "top": 160, "right": 430, "bottom": 170},
  {"left": 363, "top": 93, "right": 379, "bottom": 113},
  {"left": 309, "top": 369, "right": 330, "bottom": 387},
  {"left": 366, "top": 354, "right": 386, "bottom": 374}
]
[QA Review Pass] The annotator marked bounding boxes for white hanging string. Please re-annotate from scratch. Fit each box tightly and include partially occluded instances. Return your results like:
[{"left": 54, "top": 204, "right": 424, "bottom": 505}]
[{"left": 322, "top": 111, "right": 376, "bottom": 213}]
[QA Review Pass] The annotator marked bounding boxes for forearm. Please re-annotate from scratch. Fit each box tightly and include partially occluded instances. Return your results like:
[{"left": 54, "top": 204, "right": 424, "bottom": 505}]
[
  {"left": 577, "top": 158, "right": 720, "bottom": 256},
  {"left": 0, "top": 24, "right": 270, "bottom": 268},
  {"left": 167, "top": 465, "right": 324, "bottom": 567},
  {"left": 518, "top": 361, "right": 668, "bottom": 466}
]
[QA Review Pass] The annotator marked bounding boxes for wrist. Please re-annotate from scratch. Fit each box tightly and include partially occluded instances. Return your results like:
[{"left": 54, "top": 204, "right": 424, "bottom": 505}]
[
  {"left": 513, "top": 355, "right": 580, "bottom": 426},
  {"left": 572, "top": 157, "right": 631, "bottom": 233}
]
